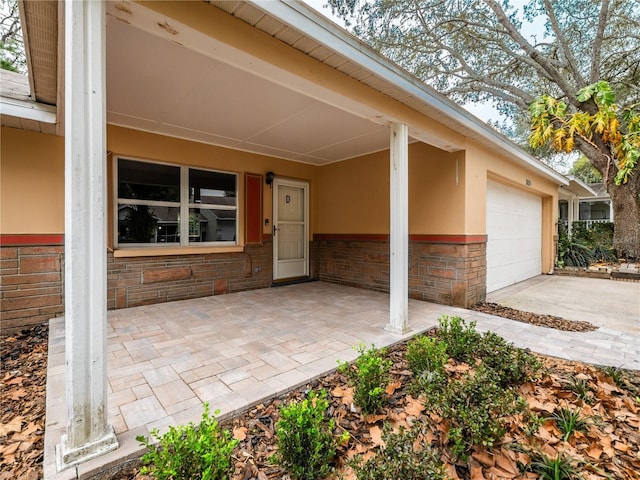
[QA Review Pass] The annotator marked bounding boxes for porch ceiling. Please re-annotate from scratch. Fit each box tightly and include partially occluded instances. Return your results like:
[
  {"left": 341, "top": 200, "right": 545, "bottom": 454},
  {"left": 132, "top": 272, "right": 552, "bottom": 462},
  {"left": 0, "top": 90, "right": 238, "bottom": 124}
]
[{"left": 106, "top": 16, "right": 400, "bottom": 165}]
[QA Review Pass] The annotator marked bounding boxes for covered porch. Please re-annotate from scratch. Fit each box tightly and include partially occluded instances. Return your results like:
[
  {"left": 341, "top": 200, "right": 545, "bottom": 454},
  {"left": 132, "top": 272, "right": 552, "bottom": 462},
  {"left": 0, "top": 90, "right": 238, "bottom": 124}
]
[
  {"left": 44, "top": 281, "right": 456, "bottom": 479},
  {"left": 2, "top": 1, "right": 565, "bottom": 475}
]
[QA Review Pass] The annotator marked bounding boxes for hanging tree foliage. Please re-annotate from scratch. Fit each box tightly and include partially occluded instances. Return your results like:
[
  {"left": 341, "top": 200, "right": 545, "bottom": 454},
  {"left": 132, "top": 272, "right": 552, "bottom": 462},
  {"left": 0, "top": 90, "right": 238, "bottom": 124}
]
[
  {"left": 329, "top": 0, "right": 640, "bottom": 258},
  {"left": 530, "top": 81, "right": 639, "bottom": 186}
]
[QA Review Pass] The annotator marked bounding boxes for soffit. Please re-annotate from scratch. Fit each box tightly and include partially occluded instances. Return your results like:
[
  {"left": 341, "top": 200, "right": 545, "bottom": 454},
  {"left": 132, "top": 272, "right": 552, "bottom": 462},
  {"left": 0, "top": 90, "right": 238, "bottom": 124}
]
[
  {"left": 209, "top": 0, "right": 567, "bottom": 184},
  {"left": 21, "top": 0, "right": 58, "bottom": 105},
  {"left": 105, "top": 14, "right": 396, "bottom": 165},
  {"left": 210, "top": 1, "right": 478, "bottom": 143}
]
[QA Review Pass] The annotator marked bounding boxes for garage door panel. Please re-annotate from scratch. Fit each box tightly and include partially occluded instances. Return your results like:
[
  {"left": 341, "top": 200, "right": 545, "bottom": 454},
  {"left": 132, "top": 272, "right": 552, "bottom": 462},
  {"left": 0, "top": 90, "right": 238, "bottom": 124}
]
[{"left": 486, "top": 180, "right": 542, "bottom": 293}]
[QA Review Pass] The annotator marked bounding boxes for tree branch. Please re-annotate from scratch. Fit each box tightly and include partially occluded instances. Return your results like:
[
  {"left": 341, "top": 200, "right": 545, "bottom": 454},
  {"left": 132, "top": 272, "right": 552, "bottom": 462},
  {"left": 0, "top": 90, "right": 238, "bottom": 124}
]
[
  {"left": 590, "top": 0, "right": 612, "bottom": 83},
  {"left": 481, "top": 0, "right": 580, "bottom": 104},
  {"left": 542, "top": 0, "right": 587, "bottom": 87}
]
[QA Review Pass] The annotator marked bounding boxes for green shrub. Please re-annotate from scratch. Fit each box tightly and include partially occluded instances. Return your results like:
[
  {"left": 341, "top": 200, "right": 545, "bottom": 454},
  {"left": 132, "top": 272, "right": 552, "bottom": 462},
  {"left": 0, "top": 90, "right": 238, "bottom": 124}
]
[
  {"left": 352, "top": 422, "right": 446, "bottom": 480},
  {"left": 477, "top": 331, "right": 541, "bottom": 386},
  {"left": 435, "top": 315, "right": 482, "bottom": 363},
  {"left": 529, "top": 452, "right": 581, "bottom": 480},
  {"left": 406, "top": 335, "right": 448, "bottom": 378},
  {"left": 273, "top": 390, "right": 343, "bottom": 480},
  {"left": 136, "top": 403, "right": 237, "bottom": 480},
  {"left": 339, "top": 344, "right": 392, "bottom": 414},
  {"left": 589, "top": 221, "right": 614, "bottom": 249},
  {"left": 550, "top": 408, "right": 588, "bottom": 442},
  {"left": 558, "top": 222, "right": 616, "bottom": 266},
  {"left": 522, "top": 411, "right": 545, "bottom": 436},
  {"left": 428, "top": 365, "right": 524, "bottom": 459},
  {"left": 406, "top": 335, "right": 448, "bottom": 396},
  {"left": 570, "top": 221, "right": 590, "bottom": 245},
  {"left": 557, "top": 235, "right": 594, "bottom": 267},
  {"left": 591, "top": 244, "right": 617, "bottom": 263}
]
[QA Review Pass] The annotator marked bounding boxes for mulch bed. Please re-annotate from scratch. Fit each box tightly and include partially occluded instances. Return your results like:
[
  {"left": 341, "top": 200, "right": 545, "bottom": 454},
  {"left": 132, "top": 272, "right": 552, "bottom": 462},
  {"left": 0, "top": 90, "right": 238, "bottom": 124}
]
[
  {"left": 1, "top": 306, "right": 637, "bottom": 480},
  {"left": 0, "top": 325, "right": 48, "bottom": 480},
  {"left": 471, "top": 303, "right": 598, "bottom": 332}
]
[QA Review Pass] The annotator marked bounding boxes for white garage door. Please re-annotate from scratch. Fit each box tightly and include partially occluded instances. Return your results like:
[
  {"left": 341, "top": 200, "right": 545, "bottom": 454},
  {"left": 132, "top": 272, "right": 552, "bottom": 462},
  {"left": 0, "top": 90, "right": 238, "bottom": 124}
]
[{"left": 486, "top": 180, "right": 542, "bottom": 292}]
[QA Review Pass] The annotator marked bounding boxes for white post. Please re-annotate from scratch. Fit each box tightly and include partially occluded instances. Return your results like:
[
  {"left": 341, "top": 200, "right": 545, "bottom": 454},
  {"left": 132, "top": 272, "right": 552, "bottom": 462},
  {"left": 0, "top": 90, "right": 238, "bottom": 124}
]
[
  {"left": 56, "top": 0, "right": 118, "bottom": 471},
  {"left": 567, "top": 197, "right": 575, "bottom": 235},
  {"left": 609, "top": 200, "right": 614, "bottom": 222},
  {"left": 386, "top": 123, "right": 410, "bottom": 335}
]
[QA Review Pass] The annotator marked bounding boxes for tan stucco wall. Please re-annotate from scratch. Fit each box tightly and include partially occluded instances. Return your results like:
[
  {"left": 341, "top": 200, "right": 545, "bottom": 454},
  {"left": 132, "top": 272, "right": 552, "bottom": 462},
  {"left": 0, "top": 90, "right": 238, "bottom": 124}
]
[
  {"left": 0, "top": 125, "right": 318, "bottom": 242},
  {"left": 0, "top": 127, "right": 65, "bottom": 234},
  {"left": 316, "top": 142, "right": 464, "bottom": 235}
]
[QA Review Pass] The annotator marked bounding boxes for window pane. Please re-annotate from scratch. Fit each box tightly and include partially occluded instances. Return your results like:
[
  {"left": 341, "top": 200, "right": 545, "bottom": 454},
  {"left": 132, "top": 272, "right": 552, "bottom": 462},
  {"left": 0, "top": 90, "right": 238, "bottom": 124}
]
[
  {"left": 118, "top": 204, "right": 180, "bottom": 244},
  {"left": 118, "top": 159, "right": 180, "bottom": 202},
  {"left": 189, "top": 169, "right": 236, "bottom": 206},
  {"left": 189, "top": 208, "right": 236, "bottom": 242},
  {"left": 278, "top": 186, "right": 304, "bottom": 222}
]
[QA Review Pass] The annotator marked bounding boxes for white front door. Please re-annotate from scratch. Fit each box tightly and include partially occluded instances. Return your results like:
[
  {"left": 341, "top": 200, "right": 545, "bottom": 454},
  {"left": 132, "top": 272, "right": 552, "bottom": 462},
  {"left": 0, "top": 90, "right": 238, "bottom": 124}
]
[{"left": 273, "top": 179, "right": 309, "bottom": 280}]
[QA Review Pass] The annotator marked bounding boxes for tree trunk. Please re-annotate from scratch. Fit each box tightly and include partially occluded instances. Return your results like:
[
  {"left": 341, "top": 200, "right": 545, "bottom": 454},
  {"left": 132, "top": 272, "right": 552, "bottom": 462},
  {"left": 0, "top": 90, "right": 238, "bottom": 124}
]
[
  {"left": 605, "top": 177, "right": 640, "bottom": 260},
  {"left": 578, "top": 136, "right": 640, "bottom": 260}
]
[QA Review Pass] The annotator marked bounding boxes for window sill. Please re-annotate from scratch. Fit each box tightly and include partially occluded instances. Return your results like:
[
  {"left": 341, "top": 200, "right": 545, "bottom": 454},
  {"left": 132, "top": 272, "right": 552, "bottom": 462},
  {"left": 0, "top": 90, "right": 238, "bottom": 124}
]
[{"left": 113, "top": 245, "right": 245, "bottom": 258}]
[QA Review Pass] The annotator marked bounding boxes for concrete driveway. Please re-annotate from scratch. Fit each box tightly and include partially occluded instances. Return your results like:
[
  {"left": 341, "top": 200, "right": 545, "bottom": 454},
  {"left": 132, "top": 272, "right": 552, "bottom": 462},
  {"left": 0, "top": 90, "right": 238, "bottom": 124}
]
[{"left": 486, "top": 275, "right": 640, "bottom": 335}]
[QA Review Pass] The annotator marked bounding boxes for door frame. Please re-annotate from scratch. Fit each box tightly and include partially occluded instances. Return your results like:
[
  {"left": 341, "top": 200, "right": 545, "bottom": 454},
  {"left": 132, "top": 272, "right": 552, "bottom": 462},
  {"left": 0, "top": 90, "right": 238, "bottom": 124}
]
[{"left": 272, "top": 178, "right": 309, "bottom": 281}]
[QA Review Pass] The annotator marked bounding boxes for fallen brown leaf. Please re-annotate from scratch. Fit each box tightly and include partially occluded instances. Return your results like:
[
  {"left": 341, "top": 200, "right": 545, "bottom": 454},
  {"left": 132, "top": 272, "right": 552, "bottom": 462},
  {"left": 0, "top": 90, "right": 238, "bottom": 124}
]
[
  {"left": 472, "top": 450, "right": 494, "bottom": 467},
  {"left": 233, "top": 427, "right": 247, "bottom": 441},
  {"left": 0, "top": 417, "right": 23, "bottom": 437},
  {"left": 368, "top": 425, "right": 385, "bottom": 447},
  {"left": 385, "top": 381, "right": 401, "bottom": 396},
  {"left": 404, "top": 396, "right": 424, "bottom": 417}
]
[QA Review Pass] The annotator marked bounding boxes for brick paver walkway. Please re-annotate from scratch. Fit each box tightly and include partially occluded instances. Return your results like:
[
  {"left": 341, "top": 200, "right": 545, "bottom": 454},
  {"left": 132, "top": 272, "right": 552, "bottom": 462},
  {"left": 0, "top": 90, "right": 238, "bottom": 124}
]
[{"left": 44, "top": 281, "right": 640, "bottom": 479}]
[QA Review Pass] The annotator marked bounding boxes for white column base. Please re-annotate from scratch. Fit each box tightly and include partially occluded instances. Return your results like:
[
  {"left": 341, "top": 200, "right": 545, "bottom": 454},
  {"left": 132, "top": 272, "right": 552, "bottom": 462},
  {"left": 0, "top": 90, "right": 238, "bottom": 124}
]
[
  {"left": 56, "top": 426, "right": 119, "bottom": 472},
  {"left": 384, "top": 322, "right": 412, "bottom": 336}
]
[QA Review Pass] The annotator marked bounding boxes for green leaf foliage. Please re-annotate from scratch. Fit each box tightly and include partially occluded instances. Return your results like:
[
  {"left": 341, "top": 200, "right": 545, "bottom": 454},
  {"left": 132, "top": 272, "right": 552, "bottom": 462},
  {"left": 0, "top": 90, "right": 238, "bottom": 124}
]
[
  {"left": 339, "top": 344, "right": 392, "bottom": 414},
  {"left": 273, "top": 390, "right": 343, "bottom": 480},
  {"left": 435, "top": 315, "right": 482, "bottom": 363},
  {"left": 530, "top": 81, "right": 640, "bottom": 187},
  {"left": 352, "top": 422, "right": 446, "bottom": 480},
  {"left": 136, "top": 403, "right": 237, "bottom": 480}
]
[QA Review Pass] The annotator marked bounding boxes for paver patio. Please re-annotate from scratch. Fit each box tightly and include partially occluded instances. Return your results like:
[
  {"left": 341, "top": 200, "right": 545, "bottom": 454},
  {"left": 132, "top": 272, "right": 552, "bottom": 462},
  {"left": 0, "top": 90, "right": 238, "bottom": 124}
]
[{"left": 43, "top": 281, "right": 640, "bottom": 479}]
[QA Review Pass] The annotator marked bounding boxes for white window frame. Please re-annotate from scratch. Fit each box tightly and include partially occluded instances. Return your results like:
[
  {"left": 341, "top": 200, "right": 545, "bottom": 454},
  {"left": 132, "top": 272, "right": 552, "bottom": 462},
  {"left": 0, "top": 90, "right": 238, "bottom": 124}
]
[{"left": 114, "top": 156, "right": 238, "bottom": 248}]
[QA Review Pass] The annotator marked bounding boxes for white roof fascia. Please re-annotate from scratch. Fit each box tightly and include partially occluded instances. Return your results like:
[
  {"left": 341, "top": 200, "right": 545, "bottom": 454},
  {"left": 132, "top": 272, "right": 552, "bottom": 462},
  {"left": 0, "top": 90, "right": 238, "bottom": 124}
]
[
  {"left": 565, "top": 175, "right": 599, "bottom": 197},
  {"left": 0, "top": 95, "right": 57, "bottom": 123},
  {"left": 251, "top": 0, "right": 568, "bottom": 186}
]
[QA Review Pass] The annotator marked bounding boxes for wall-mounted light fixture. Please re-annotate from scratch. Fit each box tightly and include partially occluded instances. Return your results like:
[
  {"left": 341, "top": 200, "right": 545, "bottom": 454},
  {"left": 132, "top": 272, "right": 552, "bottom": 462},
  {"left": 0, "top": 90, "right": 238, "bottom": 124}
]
[
  {"left": 525, "top": 179, "right": 532, "bottom": 187},
  {"left": 265, "top": 171, "right": 275, "bottom": 187}
]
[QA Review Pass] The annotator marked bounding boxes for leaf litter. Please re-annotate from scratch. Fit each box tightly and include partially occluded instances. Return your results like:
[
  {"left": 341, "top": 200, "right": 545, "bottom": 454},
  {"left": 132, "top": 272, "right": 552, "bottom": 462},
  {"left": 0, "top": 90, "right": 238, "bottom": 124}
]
[{"left": 2, "top": 317, "right": 639, "bottom": 480}]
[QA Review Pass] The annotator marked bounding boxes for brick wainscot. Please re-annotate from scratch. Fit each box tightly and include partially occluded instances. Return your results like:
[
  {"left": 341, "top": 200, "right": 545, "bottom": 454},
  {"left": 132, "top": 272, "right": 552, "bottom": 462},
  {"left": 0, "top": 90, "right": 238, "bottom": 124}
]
[
  {"left": 1, "top": 235, "right": 65, "bottom": 333},
  {"left": 0, "top": 235, "right": 274, "bottom": 334},
  {"left": 313, "top": 234, "right": 487, "bottom": 308}
]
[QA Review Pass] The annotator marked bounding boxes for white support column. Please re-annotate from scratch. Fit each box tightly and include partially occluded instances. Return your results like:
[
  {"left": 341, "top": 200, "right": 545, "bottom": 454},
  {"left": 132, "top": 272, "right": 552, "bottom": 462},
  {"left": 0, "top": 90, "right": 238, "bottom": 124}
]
[
  {"left": 567, "top": 197, "right": 575, "bottom": 235},
  {"left": 56, "top": 0, "right": 118, "bottom": 471},
  {"left": 386, "top": 122, "right": 410, "bottom": 335},
  {"left": 609, "top": 200, "right": 614, "bottom": 222}
]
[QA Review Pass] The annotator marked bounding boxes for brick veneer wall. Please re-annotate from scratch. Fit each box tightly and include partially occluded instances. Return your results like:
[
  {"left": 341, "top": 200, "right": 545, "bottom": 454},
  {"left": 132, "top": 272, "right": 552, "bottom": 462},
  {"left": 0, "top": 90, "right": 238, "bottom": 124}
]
[
  {"left": 313, "top": 235, "right": 487, "bottom": 308},
  {"left": 107, "top": 240, "right": 273, "bottom": 309},
  {"left": 1, "top": 237, "right": 274, "bottom": 333},
  {"left": 1, "top": 243, "right": 65, "bottom": 334}
]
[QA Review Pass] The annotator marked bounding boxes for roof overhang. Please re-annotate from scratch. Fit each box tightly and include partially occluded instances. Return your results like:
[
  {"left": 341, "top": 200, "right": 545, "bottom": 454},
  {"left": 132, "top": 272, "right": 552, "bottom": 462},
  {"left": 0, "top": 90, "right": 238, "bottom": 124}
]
[
  {"left": 234, "top": 0, "right": 568, "bottom": 184},
  {"left": 6, "top": 0, "right": 568, "bottom": 186},
  {"left": 559, "top": 175, "right": 600, "bottom": 199}
]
